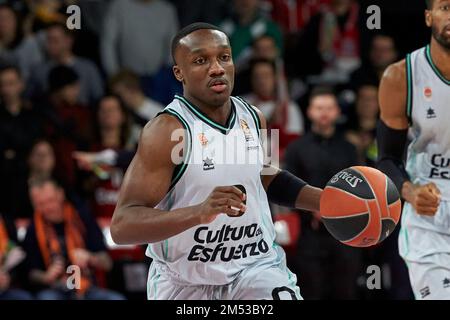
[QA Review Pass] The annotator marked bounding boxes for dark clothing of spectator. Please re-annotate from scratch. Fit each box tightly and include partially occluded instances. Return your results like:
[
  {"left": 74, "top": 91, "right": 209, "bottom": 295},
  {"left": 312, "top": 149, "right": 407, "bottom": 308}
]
[
  {"left": 0, "top": 104, "right": 42, "bottom": 218},
  {"left": 40, "top": 101, "right": 93, "bottom": 191},
  {"left": 169, "top": 0, "right": 230, "bottom": 27},
  {"left": 23, "top": 202, "right": 104, "bottom": 289},
  {"left": 284, "top": 130, "right": 362, "bottom": 299},
  {"left": 28, "top": 58, "right": 104, "bottom": 107},
  {"left": 349, "top": 64, "right": 381, "bottom": 90},
  {"left": 0, "top": 214, "right": 33, "bottom": 300}
]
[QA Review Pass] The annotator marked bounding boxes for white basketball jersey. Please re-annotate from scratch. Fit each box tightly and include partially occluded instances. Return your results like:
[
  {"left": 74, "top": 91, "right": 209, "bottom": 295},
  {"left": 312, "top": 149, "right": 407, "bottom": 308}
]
[
  {"left": 406, "top": 45, "right": 450, "bottom": 201},
  {"left": 145, "top": 95, "right": 281, "bottom": 286},
  {"left": 399, "top": 45, "right": 450, "bottom": 249}
]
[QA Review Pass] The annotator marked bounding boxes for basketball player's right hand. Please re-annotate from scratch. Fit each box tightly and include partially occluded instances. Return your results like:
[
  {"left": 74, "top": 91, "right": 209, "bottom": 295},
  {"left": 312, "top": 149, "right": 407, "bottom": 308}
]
[
  {"left": 197, "top": 186, "right": 247, "bottom": 224},
  {"left": 410, "top": 182, "right": 441, "bottom": 216}
]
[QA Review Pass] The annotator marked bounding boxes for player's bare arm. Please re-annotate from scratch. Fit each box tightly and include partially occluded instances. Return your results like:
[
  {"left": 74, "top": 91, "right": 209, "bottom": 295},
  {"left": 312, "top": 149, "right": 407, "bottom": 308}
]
[
  {"left": 254, "top": 106, "right": 322, "bottom": 212},
  {"left": 111, "top": 114, "right": 246, "bottom": 245},
  {"left": 378, "top": 60, "right": 440, "bottom": 216}
]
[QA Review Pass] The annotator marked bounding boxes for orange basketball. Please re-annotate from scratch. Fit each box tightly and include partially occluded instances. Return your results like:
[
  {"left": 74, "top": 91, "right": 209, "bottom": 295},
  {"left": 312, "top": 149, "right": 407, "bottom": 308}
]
[{"left": 320, "top": 166, "right": 402, "bottom": 247}]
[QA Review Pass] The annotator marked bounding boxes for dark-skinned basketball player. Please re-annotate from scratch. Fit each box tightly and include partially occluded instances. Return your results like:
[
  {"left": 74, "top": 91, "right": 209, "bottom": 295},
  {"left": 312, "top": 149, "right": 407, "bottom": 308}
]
[
  {"left": 110, "top": 23, "right": 322, "bottom": 300},
  {"left": 377, "top": 0, "right": 450, "bottom": 300}
]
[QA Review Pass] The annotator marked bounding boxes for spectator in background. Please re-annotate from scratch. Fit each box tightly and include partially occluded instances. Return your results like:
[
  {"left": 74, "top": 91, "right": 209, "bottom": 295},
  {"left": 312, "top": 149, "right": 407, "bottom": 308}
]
[
  {"left": 243, "top": 58, "right": 304, "bottom": 156},
  {"left": 28, "top": 139, "right": 56, "bottom": 183},
  {"left": 109, "top": 70, "right": 164, "bottom": 147},
  {"left": 0, "top": 4, "right": 44, "bottom": 81},
  {"left": 264, "top": 0, "right": 329, "bottom": 34},
  {"left": 0, "top": 65, "right": 42, "bottom": 219},
  {"left": 346, "top": 84, "right": 379, "bottom": 167},
  {"left": 24, "top": 178, "right": 125, "bottom": 300},
  {"left": 234, "top": 34, "right": 279, "bottom": 95},
  {"left": 101, "top": 0, "right": 180, "bottom": 105},
  {"left": 27, "top": 23, "right": 104, "bottom": 106},
  {"left": 284, "top": 87, "right": 361, "bottom": 299},
  {"left": 40, "top": 65, "right": 93, "bottom": 191},
  {"left": 0, "top": 213, "right": 33, "bottom": 300},
  {"left": 350, "top": 34, "right": 398, "bottom": 89},
  {"left": 220, "top": 0, "right": 283, "bottom": 68},
  {"left": 169, "top": 0, "right": 230, "bottom": 28},
  {"left": 74, "top": 96, "right": 130, "bottom": 219},
  {"left": 11, "top": 139, "right": 59, "bottom": 219},
  {"left": 28, "top": 0, "right": 68, "bottom": 31},
  {"left": 291, "top": 0, "right": 361, "bottom": 85}
]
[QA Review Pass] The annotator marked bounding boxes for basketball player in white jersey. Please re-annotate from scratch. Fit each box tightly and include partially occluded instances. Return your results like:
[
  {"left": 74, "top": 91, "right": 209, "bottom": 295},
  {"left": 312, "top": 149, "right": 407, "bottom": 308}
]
[
  {"left": 110, "top": 23, "right": 323, "bottom": 300},
  {"left": 377, "top": 0, "right": 450, "bottom": 300}
]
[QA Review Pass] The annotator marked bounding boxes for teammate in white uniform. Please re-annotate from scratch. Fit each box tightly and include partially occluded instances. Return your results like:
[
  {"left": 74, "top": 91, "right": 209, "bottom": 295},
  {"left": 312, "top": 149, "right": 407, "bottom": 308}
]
[
  {"left": 111, "top": 23, "right": 323, "bottom": 300},
  {"left": 377, "top": 0, "right": 450, "bottom": 300}
]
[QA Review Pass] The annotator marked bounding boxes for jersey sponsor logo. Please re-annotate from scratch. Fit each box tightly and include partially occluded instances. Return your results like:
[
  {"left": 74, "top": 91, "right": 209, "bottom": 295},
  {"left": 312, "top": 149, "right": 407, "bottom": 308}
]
[
  {"left": 429, "top": 154, "right": 450, "bottom": 179},
  {"left": 426, "top": 106, "right": 436, "bottom": 119},
  {"left": 330, "top": 171, "right": 363, "bottom": 188},
  {"left": 187, "top": 223, "right": 270, "bottom": 262},
  {"left": 240, "top": 119, "right": 254, "bottom": 142}
]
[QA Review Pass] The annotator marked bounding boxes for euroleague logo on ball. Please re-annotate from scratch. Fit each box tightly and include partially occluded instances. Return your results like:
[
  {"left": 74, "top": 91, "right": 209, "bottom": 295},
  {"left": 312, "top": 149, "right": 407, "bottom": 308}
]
[{"left": 330, "top": 170, "right": 363, "bottom": 188}]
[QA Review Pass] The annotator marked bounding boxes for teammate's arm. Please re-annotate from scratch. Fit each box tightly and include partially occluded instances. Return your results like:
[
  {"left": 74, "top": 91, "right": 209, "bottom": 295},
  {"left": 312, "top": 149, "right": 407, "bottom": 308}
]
[
  {"left": 111, "top": 115, "right": 246, "bottom": 245},
  {"left": 254, "top": 107, "right": 322, "bottom": 212},
  {"left": 378, "top": 61, "right": 440, "bottom": 216}
]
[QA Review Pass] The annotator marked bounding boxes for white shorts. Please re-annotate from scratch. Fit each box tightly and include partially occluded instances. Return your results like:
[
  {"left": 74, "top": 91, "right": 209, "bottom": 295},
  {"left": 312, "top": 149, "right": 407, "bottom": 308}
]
[
  {"left": 405, "top": 255, "right": 450, "bottom": 300},
  {"left": 147, "top": 260, "right": 302, "bottom": 300},
  {"left": 399, "top": 201, "right": 450, "bottom": 300}
]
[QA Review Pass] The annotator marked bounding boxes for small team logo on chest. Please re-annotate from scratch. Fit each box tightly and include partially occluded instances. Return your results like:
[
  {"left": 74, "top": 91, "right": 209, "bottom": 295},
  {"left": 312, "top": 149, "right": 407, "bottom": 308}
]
[
  {"left": 240, "top": 119, "right": 254, "bottom": 142},
  {"left": 198, "top": 133, "right": 208, "bottom": 146},
  {"left": 424, "top": 87, "right": 432, "bottom": 100}
]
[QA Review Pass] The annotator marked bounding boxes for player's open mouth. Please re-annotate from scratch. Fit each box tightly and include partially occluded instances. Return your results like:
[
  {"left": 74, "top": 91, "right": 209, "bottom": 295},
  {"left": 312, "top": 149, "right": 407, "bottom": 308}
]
[{"left": 209, "top": 79, "right": 228, "bottom": 93}]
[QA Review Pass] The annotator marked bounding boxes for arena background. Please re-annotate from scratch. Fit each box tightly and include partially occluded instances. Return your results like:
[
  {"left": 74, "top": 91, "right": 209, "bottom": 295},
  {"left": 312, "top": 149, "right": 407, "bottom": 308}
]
[{"left": 0, "top": 0, "right": 433, "bottom": 300}]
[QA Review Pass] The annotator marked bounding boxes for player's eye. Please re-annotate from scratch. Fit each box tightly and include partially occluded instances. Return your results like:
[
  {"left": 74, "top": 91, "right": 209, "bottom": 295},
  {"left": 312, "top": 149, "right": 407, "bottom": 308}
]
[
  {"left": 220, "top": 54, "right": 231, "bottom": 61},
  {"left": 441, "top": 4, "right": 450, "bottom": 10},
  {"left": 194, "top": 57, "right": 206, "bottom": 65}
]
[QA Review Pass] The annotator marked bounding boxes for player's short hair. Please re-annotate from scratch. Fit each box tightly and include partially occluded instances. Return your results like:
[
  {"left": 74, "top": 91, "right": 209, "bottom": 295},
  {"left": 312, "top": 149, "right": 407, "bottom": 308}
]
[
  {"left": 426, "top": 0, "right": 434, "bottom": 9},
  {"left": 171, "top": 22, "right": 225, "bottom": 63}
]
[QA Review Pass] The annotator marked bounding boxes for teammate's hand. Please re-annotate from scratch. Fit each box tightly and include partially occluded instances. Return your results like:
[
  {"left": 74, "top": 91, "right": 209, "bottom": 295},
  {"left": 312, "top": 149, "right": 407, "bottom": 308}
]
[
  {"left": 410, "top": 182, "right": 441, "bottom": 216},
  {"left": 197, "top": 186, "right": 247, "bottom": 224}
]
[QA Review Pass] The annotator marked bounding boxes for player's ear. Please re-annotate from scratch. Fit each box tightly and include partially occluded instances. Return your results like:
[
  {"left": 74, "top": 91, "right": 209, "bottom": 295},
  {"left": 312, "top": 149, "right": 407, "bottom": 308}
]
[
  {"left": 425, "top": 9, "right": 432, "bottom": 27},
  {"left": 173, "top": 65, "right": 184, "bottom": 84}
]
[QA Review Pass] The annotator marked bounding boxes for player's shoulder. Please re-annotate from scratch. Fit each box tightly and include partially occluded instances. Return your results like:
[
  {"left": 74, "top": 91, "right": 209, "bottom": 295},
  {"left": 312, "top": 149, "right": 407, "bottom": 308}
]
[
  {"left": 140, "top": 111, "right": 185, "bottom": 146},
  {"left": 381, "top": 59, "right": 406, "bottom": 84},
  {"left": 233, "top": 96, "right": 266, "bottom": 128}
]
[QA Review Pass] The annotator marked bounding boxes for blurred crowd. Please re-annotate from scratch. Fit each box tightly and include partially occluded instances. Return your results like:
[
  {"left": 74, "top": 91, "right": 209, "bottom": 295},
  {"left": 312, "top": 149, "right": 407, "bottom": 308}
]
[{"left": 0, "top": 0, "right": 425, "bottom": 300}]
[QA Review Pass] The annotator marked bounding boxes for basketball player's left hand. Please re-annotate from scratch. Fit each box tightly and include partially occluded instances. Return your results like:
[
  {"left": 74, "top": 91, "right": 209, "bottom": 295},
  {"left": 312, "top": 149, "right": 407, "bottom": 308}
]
[{"left": 412, "top": 182, "right": 441, "bottom": 216}]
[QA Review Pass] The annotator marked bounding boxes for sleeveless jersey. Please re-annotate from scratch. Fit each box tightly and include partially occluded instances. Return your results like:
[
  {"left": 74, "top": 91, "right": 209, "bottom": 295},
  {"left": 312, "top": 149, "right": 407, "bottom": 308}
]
[
  {"left": 145, "top": 95, "right": 281, "bottom": 285},
  {"left": 401, "top": 45, "right": 450, "bottom": 241},
  {"left": 405, "top": 45, "right": 450, "bottom": 201}
]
